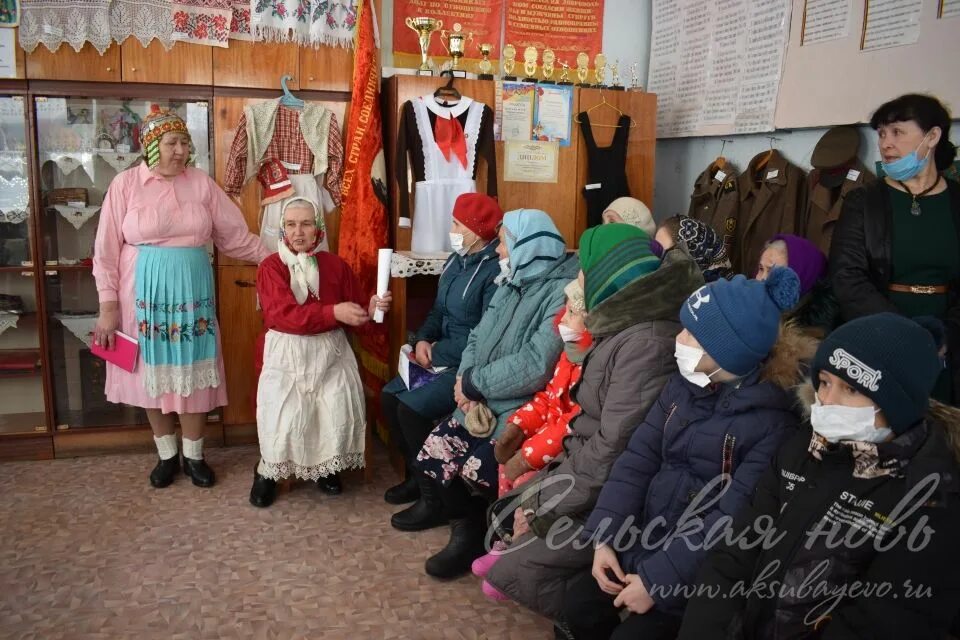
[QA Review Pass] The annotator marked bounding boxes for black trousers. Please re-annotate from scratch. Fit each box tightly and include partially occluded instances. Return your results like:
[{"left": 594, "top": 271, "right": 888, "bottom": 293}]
[
  {"left": 380, "top": 390, "right": 436, "bottom": 465},
  {"left": 563, "top": 569, "right": 682, "bottom": 640}
]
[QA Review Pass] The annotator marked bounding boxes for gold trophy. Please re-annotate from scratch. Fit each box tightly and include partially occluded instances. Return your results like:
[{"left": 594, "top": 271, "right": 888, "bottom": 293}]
[
  {"left": 540, "top": 48, "right": 556, "bottom": 84},
  {"left": 558, "top": 60, "right": 572, "bottom": 85},
  {"left": 502, "top": 43, "right": 518, "bottom": 80},
  {"left": 575, "top": 52, "right": 590, "bottom": 87},
  {"left": 593, "top": 53, "right": 608, "bottom": 87},
  {"left": 405, "top": 16, "right": 442, "bottom": 76},
  {"left": 522, "top": 46, "right": 539, "bottom": 82},
  {"left": 477, "top": 42, "right": 495, "bottom": 80},
  {"left": 441, "top": 23, "right": 474, "bottom": 78},
  {"left": 610, "top": 58, "right": 624, "bottom": 91}
]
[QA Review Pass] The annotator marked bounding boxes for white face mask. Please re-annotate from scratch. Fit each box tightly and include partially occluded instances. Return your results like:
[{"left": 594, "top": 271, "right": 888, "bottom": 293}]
[
  {"left": 810, "top": 393, "right": 890, "bottom": 444},
  {"left": 558, "top": 324, "right": 583, "bottom": 343},
  {"left": 450, "top": 232, "right": 478, "bottom": 256},
  {"left": 675, "top": 341, "right": 720, "bottom": 388},
  {"left": 497, "top": 257, "right": 511, "bottom": 281},
  {"left": 450, "top": 232, "right": 466, "bottom": 255}
]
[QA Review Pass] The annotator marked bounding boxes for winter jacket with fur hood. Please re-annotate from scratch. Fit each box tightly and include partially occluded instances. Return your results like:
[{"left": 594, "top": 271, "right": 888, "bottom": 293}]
[
  {"left": 582, "top": 322, "right": 818, "bottom": 616},
  {"left": 483, "top": 248, "right": 705, "bottom": 620}
]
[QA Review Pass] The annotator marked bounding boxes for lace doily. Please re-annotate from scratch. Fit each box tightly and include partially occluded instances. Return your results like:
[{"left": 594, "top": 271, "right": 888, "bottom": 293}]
[
  {"left": 257, "top": 452, "right": 365, "bottom": 482},
  {"left": 0, "top": 312, "right": 19, "bottom": 336},
  {"left": 54, "top": 313, "right": 97, "bottom": 347},
  {"left": 42, "top": 151, "right": 95, "bottom": 180},
  {"left": 144, "top": 361, "right": 221, "bottom": 398},
  {"left": 54, "top": 204, "right": 101, "bottom": 230},
  {"left": 0, "top": 176, "right": 29, "bottom": 219},
  {"left": 19, "top": 0, "right": 112, "bottom": 54},
  {"left": 390, "top": 251, "right": 451, "bottom": 278},
  {"left": 99, "top": 150, "right": 141, "bottom": 173},
  {"left": 0, "top": 151, "right": 27, "bottom": 175},
  {"left": 110, "top": 0, "right": 174, "bottom": 49}
]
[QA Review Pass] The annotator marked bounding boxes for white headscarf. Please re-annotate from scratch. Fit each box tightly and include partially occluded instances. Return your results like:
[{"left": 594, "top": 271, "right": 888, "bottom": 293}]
[{"left": 277, "top": 197, "right": 326, "bottom": 305}]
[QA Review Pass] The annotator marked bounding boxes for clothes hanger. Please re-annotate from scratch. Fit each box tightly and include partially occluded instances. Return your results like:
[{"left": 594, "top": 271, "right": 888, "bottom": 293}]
[
  {"left": 713, "top": 138, "right": 732, "bottom": 171},
  {"left": 433, "top": 70, "right": 462, "bottom": 106},
  {"left": 574, "top": 88, "right": 637, "bottom": 128},
  {"left": 755, "top": 136, "right": 779, "bottom": 172},
  {"left": 279, "top": 75, "right": 304, "bottom": 111}
]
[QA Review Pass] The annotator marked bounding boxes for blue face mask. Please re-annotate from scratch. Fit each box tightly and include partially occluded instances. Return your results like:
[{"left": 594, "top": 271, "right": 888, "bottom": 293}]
[{"left": 881, "top": 134, "right": 931, "bottom": 181}]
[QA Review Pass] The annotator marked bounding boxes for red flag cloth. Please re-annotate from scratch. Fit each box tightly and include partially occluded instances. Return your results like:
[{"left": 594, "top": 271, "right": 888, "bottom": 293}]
[
  {"left": 339, "top": 0, "right": 390, "bottom": 387},
  {"left": 433, "top": 116, "right": 468, "bottom": 169}
]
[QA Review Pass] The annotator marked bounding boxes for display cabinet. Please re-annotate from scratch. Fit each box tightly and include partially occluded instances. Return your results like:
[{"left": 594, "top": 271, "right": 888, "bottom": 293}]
[{"left": 0, "top": 95, "right": 47, "bottom": 440}]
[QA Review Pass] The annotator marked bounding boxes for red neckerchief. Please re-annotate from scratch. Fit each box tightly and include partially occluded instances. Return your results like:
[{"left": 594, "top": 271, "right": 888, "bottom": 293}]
[{"left": 434, "top": 114, "right": 468, "bottom": 169}]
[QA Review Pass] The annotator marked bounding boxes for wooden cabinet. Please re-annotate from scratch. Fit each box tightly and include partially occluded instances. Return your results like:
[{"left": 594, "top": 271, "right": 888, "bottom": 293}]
[
  {"left": 121, "top": 40, "right": 213, "bottom": 85},
  {"left": 218, "top": 266, "right": 262, "bottom": 426},
  {"left": 213, "top": 41, "right": 300, "bottom": 89},
  {"left": 25, "top": 43, "right": 121, "bottom": 82},
  {"left": 574, "top": 88, "right": 658, "bottom": 241},
  {"left": 300, "top": 45, "right": 353, "bottom": 91}
]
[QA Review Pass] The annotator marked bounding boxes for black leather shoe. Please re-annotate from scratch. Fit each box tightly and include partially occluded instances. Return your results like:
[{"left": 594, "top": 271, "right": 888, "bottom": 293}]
[
  {"left": 424, "top": 516, "right": 487, "bottom": 579},
  {"left": 182, "top": 456, "right": 216, "bottom": 488},
  {"left": 316, "top": 473, "right": 342, "bottom": 495},
  {"left": 249, "top": 467, "right": 277, "bottom": 508},
  {"left": 391, "top": 474, "right": 448, "bottom": 532},
  {"left": 384, "top": 468, "right": 420, "bottom": 505},
  {"left": 149, "top": 456, "right": 180, "bottom": 488}
]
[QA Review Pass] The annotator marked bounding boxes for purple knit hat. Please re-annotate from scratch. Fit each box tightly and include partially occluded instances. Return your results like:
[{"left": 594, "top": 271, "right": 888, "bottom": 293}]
[{"left": 770, "top": 234, "right": 827, "bottom": 297}]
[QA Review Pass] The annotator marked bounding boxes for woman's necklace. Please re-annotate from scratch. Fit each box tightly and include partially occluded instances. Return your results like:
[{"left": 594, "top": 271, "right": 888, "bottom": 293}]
[{"left": 897, "top": 176, "right": 942, "bottom": 216}]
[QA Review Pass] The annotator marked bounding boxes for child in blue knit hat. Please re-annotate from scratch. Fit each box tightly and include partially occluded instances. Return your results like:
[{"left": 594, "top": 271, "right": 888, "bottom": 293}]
[
  {"left": 562, "top": 267, "right": 815, "bottom": 640},
  {"left": 680, "top": 312, "right": 960, "bottom": 640}
]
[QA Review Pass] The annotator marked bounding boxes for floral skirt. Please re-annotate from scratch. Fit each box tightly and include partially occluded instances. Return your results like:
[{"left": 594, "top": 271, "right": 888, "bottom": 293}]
[
  {"left": 135, "top": 245, "right": 219, "bottom": 398},
  {"left": 415, "top": 416, "right": 498, "bottom": 490}
]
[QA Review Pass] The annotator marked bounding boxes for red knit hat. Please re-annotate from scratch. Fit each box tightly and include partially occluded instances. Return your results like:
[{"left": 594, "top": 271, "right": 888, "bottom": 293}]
[
  {"left": 452, "top": 193, "right": 503, "bottom": 241},
  {"left": 257, "top": 158, "right": 295, "bottom": 205}
]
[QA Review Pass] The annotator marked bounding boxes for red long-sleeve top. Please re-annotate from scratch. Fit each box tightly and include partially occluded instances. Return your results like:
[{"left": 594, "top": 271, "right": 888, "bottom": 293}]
[{"left": 254, "top": 251, "right": 369, "bottom": 379}]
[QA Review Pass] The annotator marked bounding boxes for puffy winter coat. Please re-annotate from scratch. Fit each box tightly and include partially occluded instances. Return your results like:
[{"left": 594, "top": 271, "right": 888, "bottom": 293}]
[
  {"left": 457, "top": 253, "right": 580, "bottom": 436},
  {"left": 484, "top": 248, "right": 705, "bottom": 620},
  {"left": 412, "top": 240, "right": 501, "bottom": 369},
  {"left": 583, "top": 323, "right": 816, "bottom": 616}
]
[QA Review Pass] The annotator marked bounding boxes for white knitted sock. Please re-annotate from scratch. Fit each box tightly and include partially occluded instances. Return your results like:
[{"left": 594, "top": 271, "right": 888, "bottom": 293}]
[
  {"left": 154, "top": 434, "right": 178, "bottom": 461},
  {"left": 182, "top": 436, "right": 204, "bottom": 461}
]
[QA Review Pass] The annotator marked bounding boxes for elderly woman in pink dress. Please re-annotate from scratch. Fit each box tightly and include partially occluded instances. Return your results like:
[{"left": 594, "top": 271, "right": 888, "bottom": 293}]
[{"left": 93, "top": 106, "right": 269, "bottom": 489}]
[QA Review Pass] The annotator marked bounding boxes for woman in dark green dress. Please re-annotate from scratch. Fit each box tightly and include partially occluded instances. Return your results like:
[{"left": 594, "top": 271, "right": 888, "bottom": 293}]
[{"left": 830, "top": 93, "right": 960, "bottom": 405}]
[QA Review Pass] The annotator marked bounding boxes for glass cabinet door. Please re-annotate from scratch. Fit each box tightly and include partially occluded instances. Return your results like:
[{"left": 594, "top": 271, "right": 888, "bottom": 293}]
[
  {"left": 34, "top": 96, "right": 211, "bottom": 429},
  {"left": 0, "top": 96, "right": 46, "bottom": 436}
]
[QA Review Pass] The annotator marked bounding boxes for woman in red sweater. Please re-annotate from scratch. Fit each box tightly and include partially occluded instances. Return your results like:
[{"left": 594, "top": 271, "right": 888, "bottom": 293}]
[{"left": 251, "top": 197, "right": 390, "bottom": 507}]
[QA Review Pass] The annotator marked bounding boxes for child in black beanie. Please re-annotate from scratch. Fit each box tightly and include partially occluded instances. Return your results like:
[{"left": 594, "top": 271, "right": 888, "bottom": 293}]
[{"left": 679, "top": 312, "right": 960, "bottom": 640}]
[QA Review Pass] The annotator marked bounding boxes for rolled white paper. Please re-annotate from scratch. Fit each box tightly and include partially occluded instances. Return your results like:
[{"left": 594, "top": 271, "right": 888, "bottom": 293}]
[{"left": 374, "top": 248, "right": 393, "bottom": 323}]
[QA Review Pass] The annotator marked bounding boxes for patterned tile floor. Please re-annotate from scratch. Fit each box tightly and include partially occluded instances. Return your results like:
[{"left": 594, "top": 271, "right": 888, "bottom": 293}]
[{"left": 0, "top": 445, "right": 553, "bottom": 640}]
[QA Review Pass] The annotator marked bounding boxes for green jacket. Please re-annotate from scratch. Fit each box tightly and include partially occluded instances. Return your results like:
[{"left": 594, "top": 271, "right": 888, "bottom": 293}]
[{"left": 458, "top": 253, "right": 581, "bottom": 436}]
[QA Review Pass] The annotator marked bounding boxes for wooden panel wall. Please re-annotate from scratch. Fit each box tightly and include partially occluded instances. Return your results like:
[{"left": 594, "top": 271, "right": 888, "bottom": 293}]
[{"left": 384, "top": 76, "right": 657, "bottom": 249}]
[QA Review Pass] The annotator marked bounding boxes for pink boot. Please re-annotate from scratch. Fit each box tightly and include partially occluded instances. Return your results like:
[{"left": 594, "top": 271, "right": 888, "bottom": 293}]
[
  {"left": 471, "top": 541, "right": 507, "bottom": 578},
  {"left": 482, "top": 579, "right": 509, "bottom": 602}
]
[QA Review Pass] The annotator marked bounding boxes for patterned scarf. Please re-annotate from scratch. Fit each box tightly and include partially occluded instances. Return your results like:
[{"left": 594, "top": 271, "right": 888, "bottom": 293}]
[
  {"left": 251, "top": 0, "right": 356, "bottom": 47},
  {"left": 277, "top": 197, "right": 326, "bottom": 304},
  {"left": 139, "top": 106, "right": 192, "bottom": 169},
  {"left": 807, "top": 422, "right": 929, "bottom": 480}
]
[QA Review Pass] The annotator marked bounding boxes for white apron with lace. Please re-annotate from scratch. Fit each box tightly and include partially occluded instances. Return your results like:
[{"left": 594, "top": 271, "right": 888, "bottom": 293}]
[
  {"left": 410, "top": 95, "right": 483, "bottom": 253},
  {"left": 256, "top": 328, "right": 366, "bottom": 480}
]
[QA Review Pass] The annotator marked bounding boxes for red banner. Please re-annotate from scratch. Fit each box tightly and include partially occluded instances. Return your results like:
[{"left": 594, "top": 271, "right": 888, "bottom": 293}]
[
  {"left": 340, "top": 0, "right": 390, "bottom": 388},
  {"left": 504, "top": 0, "right": 604, "bottom": 62},
  {"left": 392, "top": 0, "right": 503, "bottom": 71}
]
